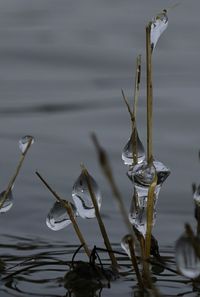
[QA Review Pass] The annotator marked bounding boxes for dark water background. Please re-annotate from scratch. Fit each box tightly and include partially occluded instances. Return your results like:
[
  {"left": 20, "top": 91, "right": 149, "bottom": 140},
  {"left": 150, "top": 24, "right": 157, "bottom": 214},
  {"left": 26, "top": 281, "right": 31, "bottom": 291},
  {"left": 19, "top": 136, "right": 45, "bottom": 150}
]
[{"left": 0, "top": 0, "right": 200, "bottom": 295}]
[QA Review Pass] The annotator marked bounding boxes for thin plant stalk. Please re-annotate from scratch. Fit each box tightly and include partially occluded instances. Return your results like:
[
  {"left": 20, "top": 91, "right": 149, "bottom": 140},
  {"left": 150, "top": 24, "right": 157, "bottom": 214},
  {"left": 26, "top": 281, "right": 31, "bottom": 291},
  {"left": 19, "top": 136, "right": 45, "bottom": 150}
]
[
  {"left": 145, "top": 174, "right": 158, "bottom": 259},
  {"left": 121, "top": 90, "right": 138, "bottom": 165},
  {"left": 91, "top": 133, "right": 137, "bottom": 240},
  {"left": 0, "top": 138, "right": 33, "bottom": 210},
  {"left": 35, "top": 171, "right": 91, "bottom": 258},
  {"left": 81, "top": 165, "right": 118, "bottom": 270},
  {"left": 146, "top": 24, "right": 153, "bottom": 165},
  {"left": 92, "top": 134, "right": 162, "bottom": 295},
  {"left": 121, "top": 54, "right": 141, "bottom": 166},
  {"left": 133, "top": 54, "right": 142, "bottom": 119},
  {"left": 195, "top": 203, "right": 200, "bottom": 236},
  {"left": 197, "top": 208, "right": 200, "bottom": 236},
  {"left": 91, "top": 134, "right": 145, "bottom": 280},
  {"left": 127, "top": 236, "right": 144, "bottom": 290}
]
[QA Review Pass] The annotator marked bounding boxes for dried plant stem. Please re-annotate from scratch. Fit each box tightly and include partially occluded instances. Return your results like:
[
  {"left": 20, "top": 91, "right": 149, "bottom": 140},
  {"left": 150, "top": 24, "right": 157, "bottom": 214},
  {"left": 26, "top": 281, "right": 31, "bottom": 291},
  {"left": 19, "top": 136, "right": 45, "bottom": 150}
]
[
  {"left": 146, "top": 24, "right": 153, "bottom": 165},
  {"left": 127, "top": 236, "right": 144, "bottom": 290},
  {"left": 0, "top": 138, "right": 33, "bottom": 210},
  {"left": 81, "top": 166, "right": 118, "bottom": 270},
  {"left": 91, "top": 134, "right": 145, "bottom": 283},
  {"left": 145, "top": 174, "right": 158, "bottom": 259},
  {"left": 133, "top": 54, "right": 142, "bottom": 118},
  {"left": 121, "top": 90, "right": 138, "bottom": 165},
  {"left": 121, "top": 55, "right": 141, "bottom": 166},
  {"left": 197, "top": 210, "right": 200, "bottom": 236},
  {"left": 195, "top": 204, "right": 200, "bottom": 235},
  {"left": 91, "top": 133, "right": 137, "bottom": 240},
  {"left": 35, "top": 171, "right": 90, "bottom": 258},
  {"left": 91, "top": 134, "right": 162, "bottom": 294}
]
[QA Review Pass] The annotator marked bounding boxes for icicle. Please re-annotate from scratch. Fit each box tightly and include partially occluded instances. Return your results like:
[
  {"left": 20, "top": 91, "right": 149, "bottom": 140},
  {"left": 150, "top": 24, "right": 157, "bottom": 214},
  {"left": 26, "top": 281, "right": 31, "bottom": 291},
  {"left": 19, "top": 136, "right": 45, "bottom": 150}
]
[{"left": 122, "top": 131, "right": 145, "bottom": 166}]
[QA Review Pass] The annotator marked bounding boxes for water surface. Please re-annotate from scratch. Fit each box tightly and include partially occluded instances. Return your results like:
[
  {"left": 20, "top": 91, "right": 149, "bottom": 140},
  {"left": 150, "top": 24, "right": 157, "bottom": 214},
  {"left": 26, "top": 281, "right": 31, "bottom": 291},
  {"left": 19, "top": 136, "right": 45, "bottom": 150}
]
[{"left": 0, "top": 0, "right": 200, "bottom": 295}]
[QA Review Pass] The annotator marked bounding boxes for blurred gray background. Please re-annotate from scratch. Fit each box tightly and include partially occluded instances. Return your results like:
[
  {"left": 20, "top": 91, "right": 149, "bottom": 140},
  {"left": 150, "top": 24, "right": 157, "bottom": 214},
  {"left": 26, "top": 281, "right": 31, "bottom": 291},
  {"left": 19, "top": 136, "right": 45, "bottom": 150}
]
[{"left": 0, "top": 0, "right": 199, "bottom": 247}]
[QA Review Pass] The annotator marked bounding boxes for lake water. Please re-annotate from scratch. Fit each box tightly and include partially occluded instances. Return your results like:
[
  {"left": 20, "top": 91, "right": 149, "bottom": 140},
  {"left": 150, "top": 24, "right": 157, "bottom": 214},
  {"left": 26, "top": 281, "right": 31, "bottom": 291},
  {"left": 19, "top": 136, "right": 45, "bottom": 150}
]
[{"left": 0, "top": 0, "right": 200, "bottom": 296}]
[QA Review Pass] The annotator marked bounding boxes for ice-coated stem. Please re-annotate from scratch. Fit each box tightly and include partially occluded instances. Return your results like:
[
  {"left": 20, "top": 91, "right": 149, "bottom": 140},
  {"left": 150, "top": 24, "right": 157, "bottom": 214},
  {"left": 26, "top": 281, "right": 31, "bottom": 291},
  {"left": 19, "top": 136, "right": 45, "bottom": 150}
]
[
  {"left": 145, "top": 174, "right": 158, "bottom": 259},
  {"left": 81, "top": 165, "right": 118, "bottom": 270},
  {"left": 92, "top": 133, "right": 160, "bottom": 295},
  {"left": 91, "top": 133, "right": 137, "bottom": 240},
  {"left": 146, "top": 24, "right": 153, "bottom": 165},
  {"left": 121, "top": 89, "right": 138, "bottom": 164},
  {"left": 35, "top": 171, "right": 91, "bottom": 258},
  {"left": 0, "top": 137, "right": 33, "bottom": 210}
]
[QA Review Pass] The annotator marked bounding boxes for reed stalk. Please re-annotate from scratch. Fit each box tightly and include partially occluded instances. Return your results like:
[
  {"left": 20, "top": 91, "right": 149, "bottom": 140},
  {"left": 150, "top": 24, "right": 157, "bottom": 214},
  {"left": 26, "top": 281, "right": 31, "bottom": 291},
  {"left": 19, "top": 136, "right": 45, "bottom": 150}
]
[
  {"left": 133, "top": 54, "right": 142, "bottom": 119},
  {"left": 0, "top": 137, "right": 33, "bottom": 210},
  {"left": 145, "top": 174, "right": 158, "bottom": 259},
  {"left": 127, "top": 235, "right": 144, "bottom": 289},
  {"left": 35, "top": 171, "right": 91, "bottom": 258},
  {"left": 81, "top": 165, "right": 118, "bottom": 270},
  {"left": 91, "top": 133, "right": 137, "bottom": 239},
  {"left": 122, "top": 55, "right": 142, "bottom": 166},
  {"left": 146, "top": 24, "right": 153, "bottom": 165},
  {"left": 121, "top": 89, "right": 138, "bottom": 165},
  {"left": 91, "top": 134, "right": 145, "bottom": 283},
  {"left": 195, "top": 204, "right": 200, "bottom": 236}
]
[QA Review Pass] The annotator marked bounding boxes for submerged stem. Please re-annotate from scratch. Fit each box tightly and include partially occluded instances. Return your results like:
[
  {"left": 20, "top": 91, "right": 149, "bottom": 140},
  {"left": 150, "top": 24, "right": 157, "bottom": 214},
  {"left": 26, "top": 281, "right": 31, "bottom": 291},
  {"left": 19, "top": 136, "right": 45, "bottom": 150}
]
[
  {"left": 0, "top": 137, "right": 33, "bottom": 210},
  {"left": 35, "top": 171, "right": 91, "bottom": 258}
]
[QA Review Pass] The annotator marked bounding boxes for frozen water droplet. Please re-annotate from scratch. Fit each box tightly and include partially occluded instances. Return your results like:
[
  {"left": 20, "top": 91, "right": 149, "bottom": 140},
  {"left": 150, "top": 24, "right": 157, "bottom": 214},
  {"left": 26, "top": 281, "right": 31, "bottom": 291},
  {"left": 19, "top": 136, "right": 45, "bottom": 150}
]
[
  {"left": 121, "top": 234, "right": 132, "bottom": 258},
  {"left": 19, "top": 135, "right": 34, "bottom": 154},
  {"left": 46, "top": 201, "right": 77, "bottom": 231},
  {"left": 0, "top": 190, "right": 14, "bottom": 213},
  {"left": 175, "top": 233, "right": 200, "bottom": 279},
  {"left": 72, "top": 171, "right": 102, "bottom": 219},
  {"left": 150, "top": 10, "right": 168, "bottom": 51},
  {"left": 129, "top": 204, "right": 156, "bottom": 237},
  {"left": 122, "top": 131, "right": 145, "bottom": 165},
  {"left": 121, "top": 234, "right": 141, "bottom": 258}
]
